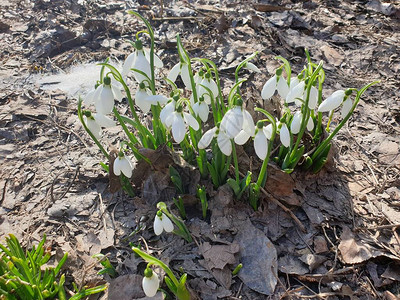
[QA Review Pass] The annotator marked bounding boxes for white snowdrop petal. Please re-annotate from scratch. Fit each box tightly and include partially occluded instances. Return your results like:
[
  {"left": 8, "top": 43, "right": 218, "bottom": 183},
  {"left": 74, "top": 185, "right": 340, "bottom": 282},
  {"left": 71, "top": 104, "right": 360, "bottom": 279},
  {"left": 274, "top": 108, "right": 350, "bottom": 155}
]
[
  {"left": 318, "top": 90, "right": 345, "bottom": 112},
  {"left": 261, "top": 75, "right": 277, "bottom": 100},
  {"left": 133, "top": 51, "right": 151, "bottom": 83},
  {"left": 122, "top": 52, "right": 136, "bottom": 77},
  {"left": 308, "top": 86, "right": 318, "bottom": 109},
  {"left": 263, "top": 124, "right": 273, "bottom": 140},
  {"left": 153, "top": 216, "right": 163, "bottom": 236},
  {"left": 161, "top": 214, "right": 174, "bottom": 232},
  {"left": 135, "top": 89, "right": 151, "bottom": 113},
  {"left": 208, "top": 78, "right": 219, "bottom": 98},
  {"left": 183, "top": 112, "right": 199, "bottom": 130},
  {"left": 234, "top": 130, "right": 250, "bottom": 145},
  {"left": 111, "top": 84, "right": 123, "bottom": 102},
  {"left": 83, "top": 88, "right": 96, "bottom": 105},
  {"left": 172, "top": 114, "right": 186, "bottom": 143},
  {"left": 254, "top": 131, "right": 268, "bottom": 160},
  {"left": 221, "top": 107, "right": 243, "bottom": 138},
  {"left": 280, "top": 124, "right": 290, "bottom": 147},
  {"left": 148, "top": 95, "right": 168, "bottom": 106},
  {"left": 167, "top": 63, "right": 181, "bottom": 82},
  {"left": 198, "top": 127, "right": 217, "bottom": 149},
  {"left": 113, "top": 157, "right": 122, "bottom": 176},
  {"left": 217, "top": 131, "right": 232, "bottom": 156},
  {"left": 180, "top": 64, "right": 192, "bottom": 90},
  {"left": 160, "top": 101, "right": 175, "bottom": 125},
  {"left": 144, "top": 48, "right": 164, "bottom": 68},
  {"left": 86, "top": 117, "right": 101, "bottom": 140},
  {"left": 277, "top": 77, "right": 290, "bottom": 99},
  {"left": 289, "top": 77, "right": 300, "bottom": 90},
  {"left": 95, "top": 86, "right": 114, "bottom": 114},
  {"left": 286, "top": 81, "right": 305, "bottom": 104},
  {"left": 93, "top": 113, "right": 116, "bottom": 128},
  {"left": 120, "top": 157, "right": 133, "bottom": 178},
  {"left": 242, "top": 110, "right": 255, "bottom": 136},
  {"left": 142, "top": 273, "right": 160, "bottom": 297},
  {"left": 290, "top": 112, "right": 302, "bottom": 135},
  {"left": 245, "top": 62, "right": 261, "bottom": 73},
  {"left": 198, "top": 102, "right": 209, "bottom": 122},
  {"left": 341, "top": 98, "right": 353, "bottom": 118},
  {"left": 307, "top": 116, "right": 314, "bottom": 131}
]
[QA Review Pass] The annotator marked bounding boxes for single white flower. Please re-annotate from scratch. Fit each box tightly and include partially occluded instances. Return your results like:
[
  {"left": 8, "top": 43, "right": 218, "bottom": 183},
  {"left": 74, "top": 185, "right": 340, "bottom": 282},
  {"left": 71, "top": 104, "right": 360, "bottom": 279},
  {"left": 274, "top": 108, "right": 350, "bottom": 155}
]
[
  {"left": 135, "top": 84, "right": 168, "bottom": 113},
  {"left": 221, "top": 106, "right": 244, "bottom": 138},
  {"left": 114, "top": 154, "right": 134, "bottom": 178},
  {"left": 192, "top": 98, "right": 209, "bottom": 122},
  {"left": 154, "top": 212, "right": 174, "bottom": 235},
  {"left": 92, "top": 76, "right": 123, "bottom": 115},
  {"left": 142, "top": 269, "right": 160, "bottom": 297},
  {"left": 341, "top": 98, "right": 353, "bottom": 118},
  {"left": 261, "top": 73, "right": 289, "bottom": 100},
  {"left": 307, "top": 86, "right": 319, "bottom": 109},
  {"left": 84, "top": 115, "right": 101, "bottom": 139},
  {"left": 197, "top": 74, "right": 219, "bottom": 105},
  {"left": 167, "top": 62, "right": 192, "bottom": 90},
  {"left": 318, "top": 90, "right": 346, "bottom": 112},
  {"left": 245, "top": 62, "right": 261, "bottom": 73},
  {"left": 122, "top": 40, "right": 163, "bottom": 80},
  {"left": 198, "top": 126, "right": 232, "bottom": 156},
  {"left": 253, "top": 122, "right": 273, "bottom": 160},
  {"left": 93, "top": 113, "right": 116, "bottom": 128},
  {"left": 279, "top": 123, "right": 290, "bottom": 147},
  {"left": 286, "top": 81, "right": 305, "bottom": 104},
  {"left": 161, "top": 102, "right": 199, "bottom": 144},
  {"left": 290, "top": 111, "right": 302, "bottom": 134}
]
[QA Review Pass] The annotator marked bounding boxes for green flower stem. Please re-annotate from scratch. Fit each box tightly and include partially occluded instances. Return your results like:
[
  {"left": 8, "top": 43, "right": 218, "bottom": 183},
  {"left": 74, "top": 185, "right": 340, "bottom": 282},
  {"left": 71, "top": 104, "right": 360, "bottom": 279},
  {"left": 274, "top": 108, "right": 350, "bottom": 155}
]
[
  {"left": 177, "top": 34, "right": 198, "bottom": 103},
  {"left": 289, "top": 61, "right": 323, "bottom": 162},
  {"left": 311, "top": 81, "right": 378, "bottom": 162},
  {"left": 234, "top": 52, "right": 258, "bottom": 95},
  {"left": 314, "top": 75, "right": 325, "bottom": 142},
  {"left": 231, "top": 140, "right": 240, "bottom": 185},
  {"left": 255, "top": 108, "right": 277, "bottom": 187},
  {"left": 77, "top": 99, "right": 109, "bottom": 160}
]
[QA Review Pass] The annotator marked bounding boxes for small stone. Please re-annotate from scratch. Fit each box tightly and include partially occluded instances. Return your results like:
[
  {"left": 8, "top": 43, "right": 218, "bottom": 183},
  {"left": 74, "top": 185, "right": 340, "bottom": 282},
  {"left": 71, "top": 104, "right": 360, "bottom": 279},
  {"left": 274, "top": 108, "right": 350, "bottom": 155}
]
[{"left": 314, "top": 236, "right": 328, "bottom": 253}]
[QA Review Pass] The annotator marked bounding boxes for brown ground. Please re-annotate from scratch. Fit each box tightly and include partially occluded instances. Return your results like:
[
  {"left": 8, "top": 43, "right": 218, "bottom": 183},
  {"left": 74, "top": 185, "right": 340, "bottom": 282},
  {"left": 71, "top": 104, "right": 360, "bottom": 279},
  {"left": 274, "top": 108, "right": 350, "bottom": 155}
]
[{"left": 1, "top": 0, "right": 400, "bottom": 299}]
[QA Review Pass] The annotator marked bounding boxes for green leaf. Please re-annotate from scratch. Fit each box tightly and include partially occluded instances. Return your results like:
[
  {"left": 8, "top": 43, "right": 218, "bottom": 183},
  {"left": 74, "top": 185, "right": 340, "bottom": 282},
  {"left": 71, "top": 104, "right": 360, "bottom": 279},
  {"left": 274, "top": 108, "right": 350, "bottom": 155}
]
[
  {"left": 68, "top": 284, "right": 108, "bottom": 300},
  {"left": 227, "top": 178, "right": 240, "bottom": 196}
]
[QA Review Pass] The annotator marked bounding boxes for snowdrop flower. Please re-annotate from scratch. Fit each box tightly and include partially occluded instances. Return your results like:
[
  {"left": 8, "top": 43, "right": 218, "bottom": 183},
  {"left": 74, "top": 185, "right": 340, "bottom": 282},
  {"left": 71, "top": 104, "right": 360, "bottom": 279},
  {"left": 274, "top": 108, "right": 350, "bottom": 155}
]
[
  {"left": 142, "top": 267, "right": 160, "bottom": 297},
  {"left": 197, "top": 73, "right": 219, "bottom": 105},
  {"left": 341, "top": 98, "right": 353, "bottom": 118},
  {"left": 122, "top": 39, "right": 163, "bottom": 82},
  {"left": 286, "top": 80, "right": 305, "bottom": 104},
  {"left": 233, "top": 111, "right": 256, "bottom": 145},
  {"left": 90, "top": 76, "right": 123, "bottom": 115},
  {"left": 306, "top": 86, "right": 319, "bottom": 109},
  {"left": 249, "top": 121, "right": 273, "bottom": 160},
  {"left": 220, "top": 99, "right": 254, "bottom": 139},
  {"left": 307, "top": 116, "right": 314, "bottom": 131},
  {"left": 135, "top": 83, "right": 168, "bottom": 113},
  {"left": 192, "top": 97, "right": 209, "bottom": 122},
  {"left": 198, "top": 126, "right": 232, "bottom": 156},
  {"left": 261, "top": 69, "right": 289, "bottom": 100},
  {"left": 167, "top": 61, "right": 192, "bottom": 90},
  {"left": 114, "top": 153, "right": 134, "bottom": 178},
  {"left": 83, "top": 111, "right": 116, "bottom": 139},
  {"left": 161, "top": 102, "right": 199, "bottom": 144},
  {"left": 244, "top": 62, "right": 261, "bottom": 73},
  {"left": 153, "top": 211, "right": 174, "bottom": 235},
  {"left": 290, "top": 111, "right": 302, "bottom": 134},
  {"left": 279, "top": 123, "right": 290, "bottom": 147},
  {"left": 318, "top": 90, "right": 346, "bottom": 112}
]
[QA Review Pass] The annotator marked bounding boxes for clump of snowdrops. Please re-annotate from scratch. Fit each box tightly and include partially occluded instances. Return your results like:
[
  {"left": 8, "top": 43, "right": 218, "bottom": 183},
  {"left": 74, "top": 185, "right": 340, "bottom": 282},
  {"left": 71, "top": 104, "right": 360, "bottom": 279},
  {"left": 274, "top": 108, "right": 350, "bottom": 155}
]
[{"left": 77, "top": 11, "right": 377, "bottom": 298}]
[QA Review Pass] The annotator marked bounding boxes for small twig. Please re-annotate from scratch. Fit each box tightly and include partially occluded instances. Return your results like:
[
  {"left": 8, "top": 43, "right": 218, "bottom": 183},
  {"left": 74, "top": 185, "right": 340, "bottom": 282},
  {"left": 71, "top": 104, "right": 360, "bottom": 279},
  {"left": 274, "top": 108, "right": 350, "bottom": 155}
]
[
  {"left": 355, "top": 223, "right": 400, "bottom": 231},
  {"left": 235, "top": 282, "right": 243, "bottom": 298},
  {"left": 98, "top": 193, "right": 107, "bottom": 231},
  {"left": 50, "top": 166, "right": 80, "bottom": 202}
]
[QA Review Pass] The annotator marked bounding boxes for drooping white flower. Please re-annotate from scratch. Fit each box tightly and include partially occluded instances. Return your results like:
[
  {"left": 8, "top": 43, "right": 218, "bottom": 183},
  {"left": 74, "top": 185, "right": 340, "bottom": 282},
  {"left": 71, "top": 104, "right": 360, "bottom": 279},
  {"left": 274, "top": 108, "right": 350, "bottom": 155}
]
[
  {"left": 142, "top": 269, "right": 160, "bottom": 297},
  {"left": 197, "top": 74, "right": 219, "bottom": 105},
  {"left": 290, "top": 111, "right": 302, "bottom": 134},
  {"left": 198, "top": 126, "right": 232, "bottom": 156},
  {"left": 122, "top": 40, "right": 163, "bottom": 81},
  {"left": 192, "top": 98, "right": 209, "bottom": 122},
  {"left": 318, "top": 90, "right": 346, "bottom": 112},
  {"left": 135, "top": 84, "right": 168, "bottom": 113},
  {"left": 307, "top": 86, "right": 319, "bottom": 109},
  {"left": 83, "top": 112, "right": 116, "bottom": 139},
  {"left": 114, "top": 154, "right": 134, "bottom": 178},
  {"left": 252, "top": 122, "right": 274, "bottom": 160},
  {"left": 233, "top": 110, "right": 256, "bottom": 145},
  {"left": 279, "top": 123, "right": 290, "bottom": 147},
  {"left": 93, "top": 113, "right": 116, "bottom": 128},
  {"left": 161, "top": 102, "right": 199, "bottom": 144},
  {"left": 286, "top": 81, "right": 305, "bottom": 104},
  {"left": 84, "top": 115, "right": 101, "bottom": 139},
  {"left": 167, "top": 62, "right": 192, "bottom": 90},
  {"left": 92, "top": 76, "right": 123, "bottom": 115},
  {"left": 245, "top": 62, "right": 261, "bottom": 73},
  {"left": 307, "top": 116, "right": 314, "bottom": 131},
  {"left": 341, "top": 98, "right": 353, "bottom": 118},
  {"left": 261, "top": 73, "right": 289, "bottom": 100},
  {"left": 221, "top": 106, "right": 244, "bottom": 138},
  {"left": 153, "top": 212, "right": 174, "bottom": 235}
]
